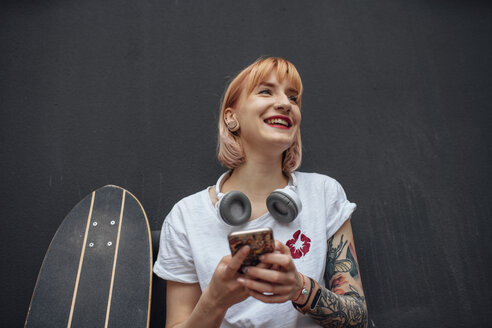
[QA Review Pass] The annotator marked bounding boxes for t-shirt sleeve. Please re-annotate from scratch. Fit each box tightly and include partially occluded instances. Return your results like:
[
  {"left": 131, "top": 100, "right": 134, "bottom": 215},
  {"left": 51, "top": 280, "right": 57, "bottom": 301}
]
[
  {"left": 324, "top": 178, "right": 357, "bottom": 238},
  {"left": 153, "top": 205, "right": 199, "bottom": 283}
]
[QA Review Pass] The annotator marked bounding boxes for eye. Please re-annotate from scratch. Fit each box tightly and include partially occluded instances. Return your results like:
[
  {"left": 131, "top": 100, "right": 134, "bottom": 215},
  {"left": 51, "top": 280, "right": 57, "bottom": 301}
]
[
  {"left": 258, "top": 88, "right": 272, "bottom": 95},
  {"left": 289, "top": 95, "right": 298, "bottom": 103}
]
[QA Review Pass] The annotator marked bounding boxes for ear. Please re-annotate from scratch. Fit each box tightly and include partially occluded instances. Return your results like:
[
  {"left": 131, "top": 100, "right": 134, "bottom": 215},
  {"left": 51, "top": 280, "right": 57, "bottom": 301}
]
[
  {"left": 224, "top": 107, "right": 239, "bottom": 132},
  {"left": 224, "top": 107, "right": 235, "bottom": 121}
]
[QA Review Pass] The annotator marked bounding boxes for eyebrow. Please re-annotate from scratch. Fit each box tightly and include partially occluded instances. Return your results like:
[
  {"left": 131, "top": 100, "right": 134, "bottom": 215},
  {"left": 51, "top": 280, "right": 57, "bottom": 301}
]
[
  {"left": 258, "top": 82, "right": 275, "bottom": 88},
  {"left": 258, "top": 82, "right": 299, "bottom": 94}
]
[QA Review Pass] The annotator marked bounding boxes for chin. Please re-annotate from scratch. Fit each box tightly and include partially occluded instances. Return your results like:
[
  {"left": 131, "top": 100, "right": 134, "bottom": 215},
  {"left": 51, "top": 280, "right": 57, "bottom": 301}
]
[{"left": 265, "top": 138, "right": 294, "bottom": 152}]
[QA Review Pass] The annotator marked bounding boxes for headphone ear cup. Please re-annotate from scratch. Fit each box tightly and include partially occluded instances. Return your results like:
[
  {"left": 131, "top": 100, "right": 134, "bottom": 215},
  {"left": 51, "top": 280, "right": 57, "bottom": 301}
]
[
  {"left": 266, "top": 188, "right": 302, "bottom": 223},
  {"left": 218, "top": 191, "right": 251, "bottom": 226}
]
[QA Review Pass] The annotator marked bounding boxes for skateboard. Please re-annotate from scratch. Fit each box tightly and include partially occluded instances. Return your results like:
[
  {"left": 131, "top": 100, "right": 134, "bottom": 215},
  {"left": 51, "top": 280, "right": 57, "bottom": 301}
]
[{"left": 25, "top": 185, "right": 152, "bottom": 328}]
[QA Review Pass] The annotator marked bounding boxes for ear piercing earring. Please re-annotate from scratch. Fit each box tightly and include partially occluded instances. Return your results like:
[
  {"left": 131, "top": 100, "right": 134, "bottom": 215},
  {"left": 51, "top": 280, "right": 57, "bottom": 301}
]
[{"left": 226, "top": 120, "right": 238, "bottom": 131}]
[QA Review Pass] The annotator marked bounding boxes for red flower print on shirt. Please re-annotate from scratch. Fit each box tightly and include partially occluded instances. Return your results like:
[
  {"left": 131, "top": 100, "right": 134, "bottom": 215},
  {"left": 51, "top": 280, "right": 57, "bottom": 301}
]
[{"left": 286, "top": 230, "right": 311, "bottom": 259}]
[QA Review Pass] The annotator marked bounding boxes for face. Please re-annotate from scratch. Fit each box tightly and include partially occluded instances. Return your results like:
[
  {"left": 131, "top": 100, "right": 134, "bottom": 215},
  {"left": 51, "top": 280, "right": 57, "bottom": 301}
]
[{"left": 226, "top": 72, "right": 301, "bottom": 156}]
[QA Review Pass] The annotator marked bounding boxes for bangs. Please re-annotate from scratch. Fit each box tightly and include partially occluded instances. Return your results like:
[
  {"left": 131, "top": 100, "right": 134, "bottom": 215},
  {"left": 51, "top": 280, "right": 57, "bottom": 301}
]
[{"left": 245, "top": 58, "right": 303, "bottom": 105}]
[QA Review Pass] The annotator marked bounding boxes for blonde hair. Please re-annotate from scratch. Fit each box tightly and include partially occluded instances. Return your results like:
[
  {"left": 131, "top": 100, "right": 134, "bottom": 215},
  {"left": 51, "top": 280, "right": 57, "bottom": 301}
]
[{"left": 217, "top": 57, "right": 303, "bottom": 172}]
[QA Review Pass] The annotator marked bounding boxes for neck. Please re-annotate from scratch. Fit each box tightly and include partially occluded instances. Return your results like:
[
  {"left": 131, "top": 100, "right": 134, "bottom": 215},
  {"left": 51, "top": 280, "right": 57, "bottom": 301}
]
[{"left": 223, "top": 154, "right": 288, "bottom": 198}]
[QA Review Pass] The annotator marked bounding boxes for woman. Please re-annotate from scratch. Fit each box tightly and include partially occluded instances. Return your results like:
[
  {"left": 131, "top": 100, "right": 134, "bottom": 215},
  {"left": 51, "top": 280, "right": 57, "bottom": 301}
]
[{"left": 154, "top": 57, "right": 368, "bottom": 327}]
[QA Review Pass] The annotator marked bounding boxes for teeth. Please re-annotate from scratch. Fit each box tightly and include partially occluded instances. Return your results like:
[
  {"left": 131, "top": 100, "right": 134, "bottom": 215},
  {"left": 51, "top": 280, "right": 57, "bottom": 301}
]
[{"left": 265, "top": 118, "right": 289, "bottom": 126}]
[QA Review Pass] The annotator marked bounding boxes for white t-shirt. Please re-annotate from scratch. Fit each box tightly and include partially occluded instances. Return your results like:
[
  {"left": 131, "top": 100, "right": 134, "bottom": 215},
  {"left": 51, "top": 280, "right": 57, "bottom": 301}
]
[{"left": 154, "top": 172, "right": 356, "bottom": 328}]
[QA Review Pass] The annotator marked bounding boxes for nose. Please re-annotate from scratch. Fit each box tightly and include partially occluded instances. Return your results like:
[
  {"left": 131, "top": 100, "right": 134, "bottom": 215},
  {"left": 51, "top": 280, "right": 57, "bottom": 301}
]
[{"left": 274, "top": 93, "right": 292, "bottom": 113}]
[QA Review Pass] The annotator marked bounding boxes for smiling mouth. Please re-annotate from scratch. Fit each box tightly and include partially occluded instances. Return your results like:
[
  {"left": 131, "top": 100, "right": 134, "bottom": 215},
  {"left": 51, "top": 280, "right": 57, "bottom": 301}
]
[{"left": 264, "top": 117, "right": 292, "bottom": 129}]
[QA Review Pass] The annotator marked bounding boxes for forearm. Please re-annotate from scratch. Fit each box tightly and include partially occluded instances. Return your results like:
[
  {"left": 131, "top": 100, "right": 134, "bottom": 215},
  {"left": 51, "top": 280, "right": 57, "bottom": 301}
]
[
  {"left": 168, "top": 248, "right": 252, "bottom": 328},
  {"left": 169, "top": 288, "right": 227, "bottom": 328},
  {"left": 293, "top": 279, "right": 368, "bottom": 328}
]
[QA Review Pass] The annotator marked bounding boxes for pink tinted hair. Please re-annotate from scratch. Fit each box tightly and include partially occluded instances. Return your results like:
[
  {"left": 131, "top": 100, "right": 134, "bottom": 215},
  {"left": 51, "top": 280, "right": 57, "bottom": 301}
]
[{"left": 217, "top": 57, "right": 303, "bottom": 172}]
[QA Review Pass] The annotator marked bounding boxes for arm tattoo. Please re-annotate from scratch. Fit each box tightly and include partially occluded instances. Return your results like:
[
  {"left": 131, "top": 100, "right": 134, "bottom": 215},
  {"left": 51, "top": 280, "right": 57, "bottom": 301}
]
[
  {"left": 326, "top": 235, "right": 359, "bottom": 284},
  {"left": 308, "top": 285, "right": 367, "bottom": 328},
  {"left": 305, "top": 235, "right": 367, "bottom": 327}
]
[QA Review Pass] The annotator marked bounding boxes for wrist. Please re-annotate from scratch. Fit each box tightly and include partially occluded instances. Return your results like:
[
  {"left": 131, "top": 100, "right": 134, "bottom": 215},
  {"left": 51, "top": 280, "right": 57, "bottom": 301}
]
[
  {"left": 292, "top": 277, "right": 316, "bottom": 314},
  {"left": 202, "top": 285, "right": 229, "bottom": 315},
  {"left": 182, "top": 286, "right": 228, "bottom": 328},
  {"left": 292, "top": 273, "right": 309, "bottom": 303}
]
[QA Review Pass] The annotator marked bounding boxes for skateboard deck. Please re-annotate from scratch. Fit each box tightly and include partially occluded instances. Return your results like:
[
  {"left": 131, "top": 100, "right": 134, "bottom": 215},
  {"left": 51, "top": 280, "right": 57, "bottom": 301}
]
[{"left": 25, "top": 185, "right": 152, "bottom": 328}]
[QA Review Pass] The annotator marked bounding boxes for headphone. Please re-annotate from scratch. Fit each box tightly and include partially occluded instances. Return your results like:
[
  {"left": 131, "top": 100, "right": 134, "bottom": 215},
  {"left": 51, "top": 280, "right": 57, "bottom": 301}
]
[{"left": 215, "top": 171, "right": 302, "bottom": 226}]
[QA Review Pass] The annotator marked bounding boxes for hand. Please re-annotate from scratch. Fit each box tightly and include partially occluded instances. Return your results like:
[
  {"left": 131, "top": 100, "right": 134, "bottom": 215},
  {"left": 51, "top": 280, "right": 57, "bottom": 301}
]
[
  {"left": 237, "top": 240, "right": 303, "bottom": 303},
  {"left": 204, "top": 245, "right": 251, "bottom": 310}
]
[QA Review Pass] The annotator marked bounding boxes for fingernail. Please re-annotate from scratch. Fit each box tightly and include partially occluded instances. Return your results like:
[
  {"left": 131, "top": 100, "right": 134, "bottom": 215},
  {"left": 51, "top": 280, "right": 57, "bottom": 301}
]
[
  {"left": 242, "top": 267, "right": 249, "bottom": 274},
  {"left": 259, "top": 255, "right": 265, "bottom": 261},
  {"left": 237, "top": 278, "right": 245, "bottom": 283}
]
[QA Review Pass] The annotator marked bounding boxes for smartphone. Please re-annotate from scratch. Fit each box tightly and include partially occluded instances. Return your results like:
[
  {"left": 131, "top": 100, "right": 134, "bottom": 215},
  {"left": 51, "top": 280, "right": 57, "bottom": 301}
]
[{"left": 228, "top": 228, "right": 274, "bottom": 267}]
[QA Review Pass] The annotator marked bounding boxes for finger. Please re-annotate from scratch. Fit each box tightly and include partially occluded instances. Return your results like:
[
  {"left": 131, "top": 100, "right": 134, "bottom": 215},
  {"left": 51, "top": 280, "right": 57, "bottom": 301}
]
[
  {"left": 260, "top": 253, "right": 297, "bottom": 273},
  {"left": 246, "top": 288, "right": 292, "bottom": 304},
  {"left": 274, "top": 240, "right": 292, "bottom": 255},
  {"left": 237, "top": 277, "right": 291, "bottom": 295},
  {"left": 243, "top": 266, "right": 295, "bottom": 285},
  {"left": 225, "top": 245, "right": 250, "bottom": 277},
  {"left": 255, "top": 261, "right": 272, "bottom": 270},
  {"left": 266, "top": 241, "right": 297, "bottom": 272},
  {"left": 259, "top": 253, "right": 291, "bottom": 267}
]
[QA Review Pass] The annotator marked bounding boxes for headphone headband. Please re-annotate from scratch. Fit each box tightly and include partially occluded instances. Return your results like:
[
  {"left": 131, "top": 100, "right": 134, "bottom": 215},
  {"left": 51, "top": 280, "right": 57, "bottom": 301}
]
[{"left": 215, "top": 170, "right": 232, "bottom": 199}]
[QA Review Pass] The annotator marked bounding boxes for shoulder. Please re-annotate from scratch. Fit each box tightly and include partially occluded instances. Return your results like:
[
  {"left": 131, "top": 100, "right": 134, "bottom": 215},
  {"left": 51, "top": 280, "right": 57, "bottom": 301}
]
[
  {"left": 294, "top": 171, "right": 342, "bottom": 190},
  {"left": 165, "top": 187, "right": 213, "bottom": 228},
  {"left": 294, "top": 171, "right": 353, "bottom": 208},
  {"left": 174, "top": 187, "right": 210, "bottom": 209}
]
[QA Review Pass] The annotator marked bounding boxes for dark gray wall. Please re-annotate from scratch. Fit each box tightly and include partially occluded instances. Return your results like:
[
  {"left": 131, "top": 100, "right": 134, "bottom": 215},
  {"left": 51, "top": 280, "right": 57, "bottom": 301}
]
[{"left": 2, "top": 1, "right": 491, "bottom": 327}]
